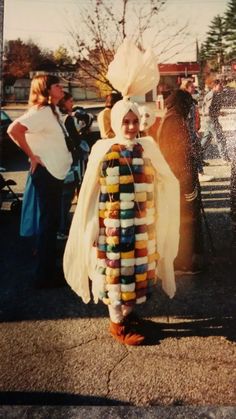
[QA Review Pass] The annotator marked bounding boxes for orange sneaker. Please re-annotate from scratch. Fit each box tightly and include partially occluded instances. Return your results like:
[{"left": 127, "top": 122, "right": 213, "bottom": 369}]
[{"left": 109, "top": 321, "right": 145, "bottom": 346}]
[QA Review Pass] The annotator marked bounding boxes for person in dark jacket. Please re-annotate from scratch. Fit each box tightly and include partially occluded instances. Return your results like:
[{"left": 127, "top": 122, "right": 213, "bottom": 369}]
[{"left": 57, "top": 92, "right": 91, "bottom": 239}]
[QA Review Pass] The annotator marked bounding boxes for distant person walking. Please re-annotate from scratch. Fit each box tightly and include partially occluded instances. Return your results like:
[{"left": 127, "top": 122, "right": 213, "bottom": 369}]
[
  {"left": 201, "top": 79, "right": 229, "bottom": 161},
  {"left": 97, "top": 92, "right": 122, "bottom": 139},
  {"left": 7, "top": 74, "right": 72, "bottom": 288},
  {"left": 180, "top": 78, "right": 214, "bottom": 182}
]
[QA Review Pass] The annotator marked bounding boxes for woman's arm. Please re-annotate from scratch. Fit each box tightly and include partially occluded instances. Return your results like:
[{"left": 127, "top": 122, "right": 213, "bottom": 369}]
[{"left": 7, "top": 121, "right": 43, "bottom": 173}]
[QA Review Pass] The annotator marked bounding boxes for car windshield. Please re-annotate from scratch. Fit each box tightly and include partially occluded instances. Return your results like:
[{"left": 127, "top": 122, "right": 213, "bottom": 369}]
[
  {"left": 74, "top": 105, "right": 105, "bottom": 121},
  {"left": 0, "top": 110, "right": 11, "bottom": 121}
]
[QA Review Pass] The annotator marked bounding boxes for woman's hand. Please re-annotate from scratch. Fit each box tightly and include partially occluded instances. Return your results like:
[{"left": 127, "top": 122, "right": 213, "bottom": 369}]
[
  {"left": 30, "top": 155, "right": 45, "bottom": 174},
  {"left": 7, "top": 122, "right": 44, "bottom": 173}
]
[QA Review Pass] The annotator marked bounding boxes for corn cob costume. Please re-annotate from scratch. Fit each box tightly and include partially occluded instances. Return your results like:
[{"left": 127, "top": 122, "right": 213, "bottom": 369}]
[
  {"left": 64, "top": 40, "right": 180, "bottom": 309},
  {"left": 64, "top": 134, "right": 180, "bottom": 305},
  {"left": 97, "top": 141, "right": 159, "bottom": 306}
]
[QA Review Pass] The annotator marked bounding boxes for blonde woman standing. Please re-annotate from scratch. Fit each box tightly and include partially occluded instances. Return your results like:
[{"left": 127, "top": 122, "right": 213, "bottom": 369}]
[{"left": 7, "top": 74, "right": 72, "bottom": 288}]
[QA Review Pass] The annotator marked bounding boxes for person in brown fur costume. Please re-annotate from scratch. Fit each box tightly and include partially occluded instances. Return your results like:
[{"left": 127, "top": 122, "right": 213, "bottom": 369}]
[{"left": 157, "top": 89, "right": 204, "bottom": 275}]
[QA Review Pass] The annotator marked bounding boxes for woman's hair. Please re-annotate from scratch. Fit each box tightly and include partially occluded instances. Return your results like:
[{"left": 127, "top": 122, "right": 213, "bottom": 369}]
[
  {"left": 105, "top": 92, "right": 122, "bottom": 108},
  {"left": 28, "top": 74, "right": 60, "bottom": 108},
  {"left": 165, "top": 89, "right": 193, "bottom": 119},
  {"left": 58, "top": 91, "right": 72, "bottom": 114}
]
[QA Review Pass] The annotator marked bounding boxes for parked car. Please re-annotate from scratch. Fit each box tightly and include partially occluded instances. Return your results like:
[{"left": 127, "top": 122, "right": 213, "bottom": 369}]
[
  {"left": 0, "top": 109, "right": 23, "bottom": 158},
  {"left": 0, "top": 109, "right": 12, "bottom": 160},
  {"left": 73, "top": 103, "right": 105, "bottom": 146},
  {"left": 74, "top": 103, "right": 104, "bottom": 129},
  {"left": 0, "top": 109, "right": 12, "bottom": 139}
]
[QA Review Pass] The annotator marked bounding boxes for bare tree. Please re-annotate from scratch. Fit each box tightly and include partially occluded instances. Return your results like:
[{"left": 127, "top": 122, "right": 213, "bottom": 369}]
[{"left": 66, "top": 0, "right": 189, "bottom": 95}]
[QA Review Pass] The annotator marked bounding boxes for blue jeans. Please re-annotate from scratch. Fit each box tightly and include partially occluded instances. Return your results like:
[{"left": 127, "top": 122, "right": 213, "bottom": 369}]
[
  {"left": 201, "top": 117, "right": 228, "bottom": 160},
  {"left": 31, "top": 165, "right": 63, "bottom": 281}
]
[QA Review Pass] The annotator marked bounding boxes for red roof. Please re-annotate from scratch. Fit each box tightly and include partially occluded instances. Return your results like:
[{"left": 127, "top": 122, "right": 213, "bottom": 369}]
[{"left": 159, "top": 62, "right": 200, "bottom": 75}]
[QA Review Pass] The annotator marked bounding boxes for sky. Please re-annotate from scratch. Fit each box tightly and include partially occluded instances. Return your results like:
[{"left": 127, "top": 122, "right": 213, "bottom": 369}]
[{"left": 3, "top": 0, "right": 229, "bottom": 62}]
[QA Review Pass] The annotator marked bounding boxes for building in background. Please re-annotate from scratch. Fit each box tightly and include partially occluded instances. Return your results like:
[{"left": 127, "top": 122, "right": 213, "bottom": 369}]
[
  {"left": 157, "top": 62, "right": 200, "bottom": 98},
  {"left": 4, "top": 61, "right": 201, "bottom": 104}
]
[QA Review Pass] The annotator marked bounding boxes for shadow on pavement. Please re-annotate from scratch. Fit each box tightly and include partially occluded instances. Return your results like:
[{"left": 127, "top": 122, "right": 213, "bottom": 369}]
[
  {"left": 0, "top": 391, "right": 130, "bottom": 406},
  {"left": 143, "top": 316, "right": 236, "bottom": 345}
]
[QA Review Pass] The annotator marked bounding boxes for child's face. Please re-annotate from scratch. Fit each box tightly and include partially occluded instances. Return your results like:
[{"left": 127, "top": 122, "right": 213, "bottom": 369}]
[
  {"left": 64, "top": 97, "right": 74, "bottom": 112},
  {"left": 121, "top": 111, "right": 140, "bottom": 140}
]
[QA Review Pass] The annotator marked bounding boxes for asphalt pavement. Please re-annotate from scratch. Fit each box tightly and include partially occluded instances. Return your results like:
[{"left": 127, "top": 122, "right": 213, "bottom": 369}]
[{"left": 0, "top": 125, "right": 236, "bottom": 418}]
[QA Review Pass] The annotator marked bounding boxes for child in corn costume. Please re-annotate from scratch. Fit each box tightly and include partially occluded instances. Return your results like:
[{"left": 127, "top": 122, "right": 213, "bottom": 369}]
[
  {"left": 63, "top": 40, "right": 180, "bottom": 345},
  {"left": 98, "top": 141, "right": 158, "bottom": 307}
]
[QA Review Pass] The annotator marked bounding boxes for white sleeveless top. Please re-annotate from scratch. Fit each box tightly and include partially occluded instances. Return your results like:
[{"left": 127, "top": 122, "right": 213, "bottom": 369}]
[{"left": 18, "top": 106, "right": 72, "bottom": 180}]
